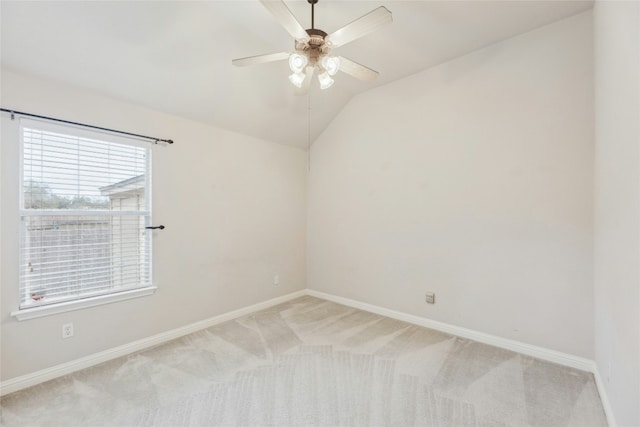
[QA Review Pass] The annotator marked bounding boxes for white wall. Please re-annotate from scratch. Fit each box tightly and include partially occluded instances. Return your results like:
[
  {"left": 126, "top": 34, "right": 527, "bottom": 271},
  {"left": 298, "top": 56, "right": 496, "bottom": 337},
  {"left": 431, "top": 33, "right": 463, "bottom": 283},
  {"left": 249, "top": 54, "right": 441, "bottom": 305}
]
[
  {"left": 308, "top": 12, "right": 594, "bottom": 358},
  {"left": 0, "top": 70, "right": 307, "bottom": 381},
  {"left": 594, "top": 1, "right": 640, "bottom": 425}
]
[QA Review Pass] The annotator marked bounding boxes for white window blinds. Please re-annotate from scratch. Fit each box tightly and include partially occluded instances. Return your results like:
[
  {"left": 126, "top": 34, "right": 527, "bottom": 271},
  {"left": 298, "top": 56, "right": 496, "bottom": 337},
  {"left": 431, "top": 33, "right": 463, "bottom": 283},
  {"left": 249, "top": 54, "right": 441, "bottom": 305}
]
[{"left": 19, "top": 119, "right": 152, "bottom": 309}]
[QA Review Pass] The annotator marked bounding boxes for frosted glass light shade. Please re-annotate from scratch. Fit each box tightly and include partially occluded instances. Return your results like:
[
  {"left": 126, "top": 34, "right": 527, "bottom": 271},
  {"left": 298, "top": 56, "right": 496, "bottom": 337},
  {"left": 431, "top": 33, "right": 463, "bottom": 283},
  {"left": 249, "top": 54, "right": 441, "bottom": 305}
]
[
  {"left": 318, "top": 71, "right": 334, "bottom": 90},
  {"left": 289, "top": 72, "right": 306, "bottom": 88},
  {"left": 288, "top": 53, "right": 308, "bottom": 73},
  {"left": 321, "top": 56, "right": 340, "bottom": 76}
]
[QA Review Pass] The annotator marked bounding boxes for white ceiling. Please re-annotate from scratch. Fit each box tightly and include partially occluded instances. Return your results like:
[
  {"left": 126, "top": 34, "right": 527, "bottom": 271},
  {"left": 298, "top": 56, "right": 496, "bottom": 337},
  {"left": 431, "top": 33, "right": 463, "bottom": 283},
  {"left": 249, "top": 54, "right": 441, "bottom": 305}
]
[{"left": 1, "top": 0, "right": 592, "bottom": 148}]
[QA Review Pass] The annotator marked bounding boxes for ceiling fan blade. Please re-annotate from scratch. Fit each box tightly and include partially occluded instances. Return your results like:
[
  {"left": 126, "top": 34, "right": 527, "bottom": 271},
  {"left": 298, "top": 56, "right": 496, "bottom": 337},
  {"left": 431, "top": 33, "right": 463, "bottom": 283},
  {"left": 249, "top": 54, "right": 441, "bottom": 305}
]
[
  {"left": 259, "top": 0, "right": 310, "bottom": 43},
  {"left": 326, "top": 6, "right": 392, "bottom": 48},
  {"left": 338, "top": 56, "right": 379, "bottom": 81},
  {"left": 295, "top": 66, "right": 315, "bottom": 96},
  {"left": 232, "top": 52, "right": 289, "bottom": 67}
]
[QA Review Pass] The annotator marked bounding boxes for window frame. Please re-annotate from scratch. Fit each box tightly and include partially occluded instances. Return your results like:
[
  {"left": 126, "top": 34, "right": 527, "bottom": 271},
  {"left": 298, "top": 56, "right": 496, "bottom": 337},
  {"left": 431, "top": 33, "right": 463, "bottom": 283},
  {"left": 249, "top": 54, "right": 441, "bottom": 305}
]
[{"left": 12, "top": 118, "right": 156, "bottom": 321}]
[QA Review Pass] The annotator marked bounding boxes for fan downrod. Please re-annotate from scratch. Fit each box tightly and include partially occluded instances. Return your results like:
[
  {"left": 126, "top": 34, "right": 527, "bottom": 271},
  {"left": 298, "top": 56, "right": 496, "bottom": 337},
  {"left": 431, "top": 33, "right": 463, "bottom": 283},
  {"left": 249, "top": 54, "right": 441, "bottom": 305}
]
[{"left": 308, "top": 0, "right": 319, "bottom": 29}]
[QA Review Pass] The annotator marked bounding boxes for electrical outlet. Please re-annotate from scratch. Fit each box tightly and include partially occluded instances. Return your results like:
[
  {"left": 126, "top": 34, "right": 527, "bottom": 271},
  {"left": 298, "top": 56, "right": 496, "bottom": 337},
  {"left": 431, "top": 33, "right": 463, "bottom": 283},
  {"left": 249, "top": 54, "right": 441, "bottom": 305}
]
[
  {"left": 62, "top": 323, "right": 74, "bottom": 339},
  {"left": 273, "top": 275, "right": 280, "bottom": 286},
  {"left": 425, "top": 292, "right": 435, "bottom": 304}
]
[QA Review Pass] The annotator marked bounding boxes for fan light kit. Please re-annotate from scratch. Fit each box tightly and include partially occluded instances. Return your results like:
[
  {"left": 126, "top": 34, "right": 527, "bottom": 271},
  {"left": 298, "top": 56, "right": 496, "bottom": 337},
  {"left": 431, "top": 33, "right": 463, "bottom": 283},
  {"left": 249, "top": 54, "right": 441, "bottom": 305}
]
[{"left": 232, "top": 0, "right": 392, "bottom": 93}]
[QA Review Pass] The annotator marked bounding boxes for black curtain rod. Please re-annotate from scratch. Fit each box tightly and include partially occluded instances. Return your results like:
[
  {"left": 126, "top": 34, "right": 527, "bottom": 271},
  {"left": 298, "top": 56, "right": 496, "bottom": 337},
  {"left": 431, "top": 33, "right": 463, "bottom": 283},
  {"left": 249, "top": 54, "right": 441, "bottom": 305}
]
[{"left": 1, "top": 108, "right": 174, "bottom": 145}]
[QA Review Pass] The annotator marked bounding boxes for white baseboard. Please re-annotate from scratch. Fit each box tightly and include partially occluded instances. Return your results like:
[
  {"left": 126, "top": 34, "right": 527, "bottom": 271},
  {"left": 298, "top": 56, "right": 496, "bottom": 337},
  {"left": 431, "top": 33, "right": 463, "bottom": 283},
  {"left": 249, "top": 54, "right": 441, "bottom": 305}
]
[
  {"left": 0, "top": 290, "right": 306, "bottom": 397},
  {"left": 592, "top": 365, "right": 618, "bottom": 427},
  {"left": 306, "top": 289, "right": 595, "bottom": 371}
]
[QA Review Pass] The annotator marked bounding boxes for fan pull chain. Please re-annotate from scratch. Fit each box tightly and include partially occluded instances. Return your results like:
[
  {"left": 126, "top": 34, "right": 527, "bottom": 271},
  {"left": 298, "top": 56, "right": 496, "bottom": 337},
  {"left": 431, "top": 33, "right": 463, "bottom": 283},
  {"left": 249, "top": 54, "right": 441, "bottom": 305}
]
[{"left": 308, "top": 93, "right": 312, "bottom": 171}]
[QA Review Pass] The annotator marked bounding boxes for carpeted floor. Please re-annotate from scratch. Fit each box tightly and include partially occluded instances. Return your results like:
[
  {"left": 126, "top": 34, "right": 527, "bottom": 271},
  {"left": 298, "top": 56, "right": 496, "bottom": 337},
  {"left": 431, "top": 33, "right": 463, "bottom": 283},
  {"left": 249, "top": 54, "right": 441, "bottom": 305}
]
[{"left": 0, "top": 296, "right": 607, "bottom": 426}]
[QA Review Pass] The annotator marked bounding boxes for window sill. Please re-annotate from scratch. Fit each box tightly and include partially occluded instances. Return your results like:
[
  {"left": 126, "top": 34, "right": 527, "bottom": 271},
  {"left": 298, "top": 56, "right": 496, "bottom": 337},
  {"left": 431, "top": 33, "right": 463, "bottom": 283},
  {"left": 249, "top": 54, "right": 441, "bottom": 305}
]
[{"left": 11, "top": 286, "right": 157, "bottom": 321}]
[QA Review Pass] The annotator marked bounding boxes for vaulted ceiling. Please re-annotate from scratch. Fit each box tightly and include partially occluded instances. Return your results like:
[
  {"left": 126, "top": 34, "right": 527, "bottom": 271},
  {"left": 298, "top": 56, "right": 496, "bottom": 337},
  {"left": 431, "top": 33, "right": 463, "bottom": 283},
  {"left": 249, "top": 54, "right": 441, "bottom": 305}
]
[{"left": 1, "top": 1, "right": 592, "bottom": 148}]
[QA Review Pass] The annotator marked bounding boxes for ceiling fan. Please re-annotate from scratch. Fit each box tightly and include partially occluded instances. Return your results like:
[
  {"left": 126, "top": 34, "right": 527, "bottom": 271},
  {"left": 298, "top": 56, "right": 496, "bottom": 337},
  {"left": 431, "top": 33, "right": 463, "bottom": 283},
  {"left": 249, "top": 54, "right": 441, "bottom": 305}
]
[{"left": 232, "top": 0, "right": 392, "bottom": 93}]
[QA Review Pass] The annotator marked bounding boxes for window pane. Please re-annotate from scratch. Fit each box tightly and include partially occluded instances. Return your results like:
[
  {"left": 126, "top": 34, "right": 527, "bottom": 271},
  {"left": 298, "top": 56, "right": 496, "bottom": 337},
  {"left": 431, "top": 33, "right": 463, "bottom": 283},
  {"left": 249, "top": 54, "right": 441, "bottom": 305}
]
[
  {"left": 19, "top": 122, "right": 152, "bottom": 309},
  {"left": 23, "top": 128, "right": 147, "bottom": 211}
]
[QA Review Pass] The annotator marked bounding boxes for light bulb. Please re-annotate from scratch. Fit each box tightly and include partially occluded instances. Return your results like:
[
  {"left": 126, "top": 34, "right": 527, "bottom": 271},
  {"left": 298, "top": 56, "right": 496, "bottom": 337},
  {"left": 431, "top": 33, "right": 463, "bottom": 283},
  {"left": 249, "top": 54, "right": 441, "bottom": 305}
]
[
  {"left": 289, "top": 72, "right": 306, "bottom": 88},
  {"left": 288, "top": 53, "right": 308, "bottom": 73},
  {"left": 318, "top": 71, "right": 334, "bottom": 90},
  {"left": 321, "top": 56, "right": 340, "bottom": 76}
]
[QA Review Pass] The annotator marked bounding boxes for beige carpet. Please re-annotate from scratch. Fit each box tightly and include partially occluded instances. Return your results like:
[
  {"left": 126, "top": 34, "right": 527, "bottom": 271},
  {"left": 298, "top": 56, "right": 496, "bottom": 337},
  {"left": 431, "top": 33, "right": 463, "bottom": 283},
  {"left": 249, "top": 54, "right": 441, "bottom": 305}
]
[{"left": 0, "top": 296, "right": 607, "bottom": 426}]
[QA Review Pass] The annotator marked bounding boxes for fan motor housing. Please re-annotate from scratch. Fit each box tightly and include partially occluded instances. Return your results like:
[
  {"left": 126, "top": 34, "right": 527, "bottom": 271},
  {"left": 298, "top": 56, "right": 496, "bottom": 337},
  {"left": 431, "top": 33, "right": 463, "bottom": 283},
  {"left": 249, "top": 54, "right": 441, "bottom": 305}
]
[{"left": 295, "top": 28, "right": 330, "bottom": 65}]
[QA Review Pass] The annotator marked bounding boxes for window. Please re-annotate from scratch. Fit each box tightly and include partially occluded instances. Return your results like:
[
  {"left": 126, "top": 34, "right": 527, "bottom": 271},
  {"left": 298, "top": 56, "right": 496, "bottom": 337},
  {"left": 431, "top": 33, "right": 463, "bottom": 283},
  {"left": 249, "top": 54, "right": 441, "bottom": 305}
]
[{"left": 17, "top": 119, "right": 154, "bottom": 316}]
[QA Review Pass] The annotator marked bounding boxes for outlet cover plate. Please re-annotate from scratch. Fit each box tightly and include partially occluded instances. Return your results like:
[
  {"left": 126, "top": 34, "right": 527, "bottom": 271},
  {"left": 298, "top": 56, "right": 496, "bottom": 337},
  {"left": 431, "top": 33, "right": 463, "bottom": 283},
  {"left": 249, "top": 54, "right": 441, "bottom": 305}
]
[
  {"left": 425, "top": 292, "right": 435, "bottom": 304},
  {"left": 62, "top": 323, "right": 74, "bottom": 339}
]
